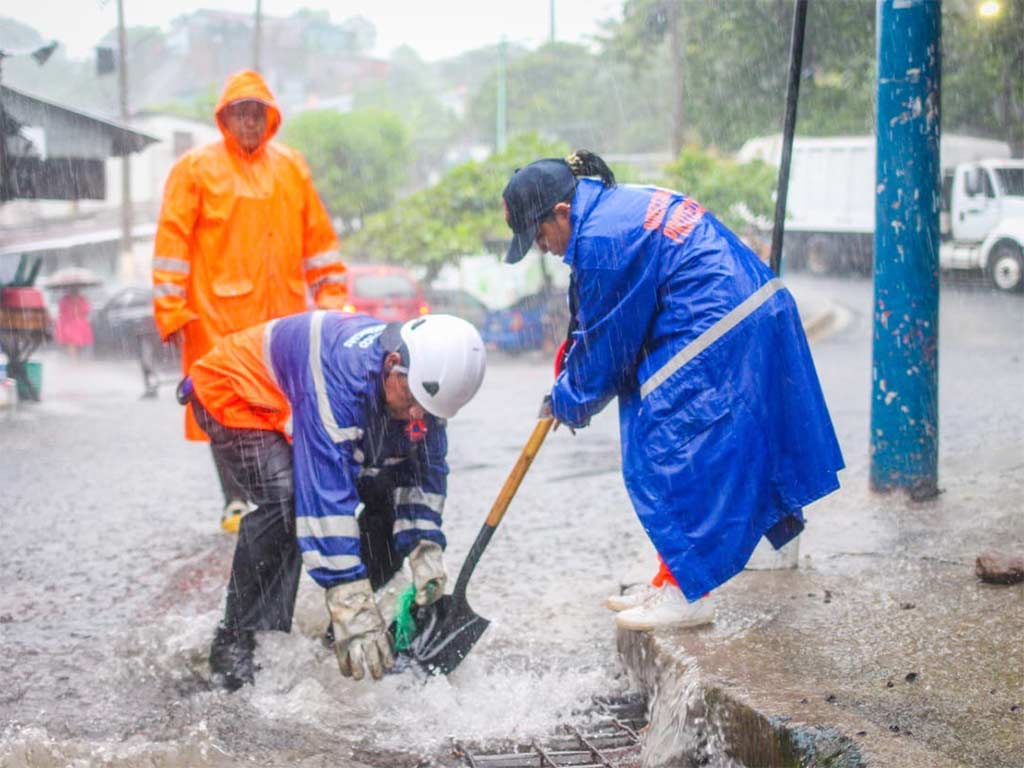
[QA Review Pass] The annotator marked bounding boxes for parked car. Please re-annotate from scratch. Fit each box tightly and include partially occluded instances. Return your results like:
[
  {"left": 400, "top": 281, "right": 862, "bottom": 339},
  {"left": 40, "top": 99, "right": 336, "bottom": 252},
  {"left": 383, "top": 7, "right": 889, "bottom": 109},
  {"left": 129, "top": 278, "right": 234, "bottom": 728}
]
[
  {"left": 423, "top": 288, "right": 491, "bottom": 330},
  {"left": 482, "top": 289, "right": 570, "bottom": 354},
  {"left": 343, "top": 264, "right": 429, "bottom": 322}
]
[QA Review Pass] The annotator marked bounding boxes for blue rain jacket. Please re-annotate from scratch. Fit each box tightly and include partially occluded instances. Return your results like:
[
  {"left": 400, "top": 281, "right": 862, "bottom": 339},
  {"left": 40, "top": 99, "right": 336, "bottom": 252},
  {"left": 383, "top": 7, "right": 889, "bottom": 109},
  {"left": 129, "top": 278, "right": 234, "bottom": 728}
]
[
  {"left": 551, "top": 179, "right": 844, "bottom": 601},
  {"left": 268, "top": 312, "right": 449, "bottom": 588}
]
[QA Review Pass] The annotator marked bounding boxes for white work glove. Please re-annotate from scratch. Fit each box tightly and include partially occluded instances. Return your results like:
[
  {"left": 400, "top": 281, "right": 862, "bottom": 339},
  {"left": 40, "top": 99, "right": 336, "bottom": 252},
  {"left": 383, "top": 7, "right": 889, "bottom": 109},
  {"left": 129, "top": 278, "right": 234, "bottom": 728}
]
[
  {"left": 325, "top": 579, "right": 394, "bottom": 681},
  {"left": 408, "top": 540, "right": 447, "bottom": 606}
]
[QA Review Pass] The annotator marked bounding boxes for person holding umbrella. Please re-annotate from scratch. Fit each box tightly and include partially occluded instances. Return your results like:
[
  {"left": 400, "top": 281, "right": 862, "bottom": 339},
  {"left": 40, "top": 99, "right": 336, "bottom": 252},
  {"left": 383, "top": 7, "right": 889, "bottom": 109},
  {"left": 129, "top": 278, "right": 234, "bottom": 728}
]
[
  {"left": 54, "top": 286, "right": 93, "bottom": 360},
  {"left": 46, "top": 268, "right": 101, "bottom": 361},
  {"left": 501, "top": 151, "right": 844, "bottom": 630}
]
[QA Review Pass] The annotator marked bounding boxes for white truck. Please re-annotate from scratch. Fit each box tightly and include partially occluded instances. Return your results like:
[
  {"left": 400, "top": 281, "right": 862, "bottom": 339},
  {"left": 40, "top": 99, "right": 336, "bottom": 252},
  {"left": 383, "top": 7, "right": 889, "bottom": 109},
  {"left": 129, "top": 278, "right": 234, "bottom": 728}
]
[{"left": 737, "top": 134, "right": 1024, "bottom": 293}]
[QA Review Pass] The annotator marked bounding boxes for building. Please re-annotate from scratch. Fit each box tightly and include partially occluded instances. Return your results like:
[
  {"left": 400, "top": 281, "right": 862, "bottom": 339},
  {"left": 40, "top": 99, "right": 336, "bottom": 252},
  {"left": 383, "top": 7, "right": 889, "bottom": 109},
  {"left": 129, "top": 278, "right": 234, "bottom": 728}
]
[{"left": 0, "top": 84, "right": 157, "bottom": 285}]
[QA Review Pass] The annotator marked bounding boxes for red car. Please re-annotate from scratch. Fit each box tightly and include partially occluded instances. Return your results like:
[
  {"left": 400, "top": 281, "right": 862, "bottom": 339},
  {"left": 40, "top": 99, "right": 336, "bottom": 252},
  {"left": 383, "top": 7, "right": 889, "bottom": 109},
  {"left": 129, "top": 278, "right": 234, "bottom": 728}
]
[{"left": 341, "top": 264, "right": 429, "bottom": 322}]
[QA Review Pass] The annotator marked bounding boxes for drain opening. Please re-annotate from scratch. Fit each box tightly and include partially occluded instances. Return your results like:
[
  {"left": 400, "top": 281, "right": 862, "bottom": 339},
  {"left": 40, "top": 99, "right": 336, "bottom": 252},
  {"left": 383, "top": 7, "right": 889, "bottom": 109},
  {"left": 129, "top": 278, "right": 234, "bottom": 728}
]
[{"left": 452, "top": 694, "right": 647, "bottom": 768}]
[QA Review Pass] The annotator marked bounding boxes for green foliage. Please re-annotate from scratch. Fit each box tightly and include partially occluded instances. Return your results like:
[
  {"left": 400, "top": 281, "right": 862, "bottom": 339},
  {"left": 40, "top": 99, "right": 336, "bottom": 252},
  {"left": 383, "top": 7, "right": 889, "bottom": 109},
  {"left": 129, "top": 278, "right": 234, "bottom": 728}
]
[
  {"left": 147, "top": 85, "right": 219, "bottom": 125},
  {"left": 281, "top": 109, "right": 410, "bottom": 231},
  {"left": 943, "top": 0, "right": 1024, "bottom": 154},
  {"left": 465, "top": 41, "right": 671, "bottom": 153},
  {"left": 347, "top": 134, "right": 567, "bottom": 276},
  {"left": 661, "top": 145, "right": 777, "bottom": 231},
  {"left": 353, "top": 46, "right": 460, "bottom": 179},
  {"left": 602, "top": 0, "right": 876, "bottom": 151}
]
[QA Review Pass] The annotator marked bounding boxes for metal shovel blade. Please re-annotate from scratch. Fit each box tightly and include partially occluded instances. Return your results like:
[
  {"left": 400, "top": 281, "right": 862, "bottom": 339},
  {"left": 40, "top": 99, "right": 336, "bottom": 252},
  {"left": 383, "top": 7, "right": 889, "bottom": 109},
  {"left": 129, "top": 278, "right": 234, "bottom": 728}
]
[
  {"left": 399, "top": 594, "right": 490, "bottom": 676},
  {"left": 393, "top": 417, "right": 553, "bottom": 676}
]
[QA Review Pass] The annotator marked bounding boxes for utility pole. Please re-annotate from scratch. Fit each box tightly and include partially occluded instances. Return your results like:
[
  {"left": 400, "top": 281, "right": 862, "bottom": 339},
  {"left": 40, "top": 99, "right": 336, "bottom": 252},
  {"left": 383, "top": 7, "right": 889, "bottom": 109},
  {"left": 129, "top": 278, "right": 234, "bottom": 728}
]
[
  {"left": 253, "top": 0, "right": 263, "bottom": 71},
  {"left": 496, "top": 37, "right": 507, "bottom": 153},
  {"left": 769, "top": 0, "right": 807, "bottom": 277},
  {"left": 116, "top": 0, "right": 133, "bottom": 276},
  {"left": 550, "top": 0, "right": 556, "bottom": 43},
  {"left": 870, "top": 0, "right": 941, "bottom": 498},
  {"left": 667, "top": 2, "right": 685, "bottom": 157},
  {"left": 0, "top": 55, "right": 9, "bottom": 203}
]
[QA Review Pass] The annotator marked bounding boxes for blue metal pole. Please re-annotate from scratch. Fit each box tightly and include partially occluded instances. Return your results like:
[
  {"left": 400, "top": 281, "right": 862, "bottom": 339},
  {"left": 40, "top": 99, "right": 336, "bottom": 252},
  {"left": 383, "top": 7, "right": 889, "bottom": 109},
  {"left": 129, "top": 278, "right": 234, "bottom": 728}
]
[{"left": 871, "top": 0, "right": 941, "bottom": 497}]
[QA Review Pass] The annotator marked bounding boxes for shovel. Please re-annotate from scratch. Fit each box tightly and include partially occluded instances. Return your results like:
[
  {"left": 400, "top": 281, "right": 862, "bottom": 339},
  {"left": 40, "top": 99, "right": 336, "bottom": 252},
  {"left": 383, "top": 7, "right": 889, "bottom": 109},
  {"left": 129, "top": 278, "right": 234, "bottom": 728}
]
[{"left": 396, "top": 414, "right": 554, "bottom": 675}]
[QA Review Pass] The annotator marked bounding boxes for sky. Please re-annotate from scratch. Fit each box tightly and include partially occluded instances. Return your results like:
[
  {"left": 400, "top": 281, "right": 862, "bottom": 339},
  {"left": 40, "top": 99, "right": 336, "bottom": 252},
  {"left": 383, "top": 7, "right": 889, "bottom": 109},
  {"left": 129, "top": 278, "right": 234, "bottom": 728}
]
[{"left": 8, "top": 0, "right": 624, "bottom": 61}]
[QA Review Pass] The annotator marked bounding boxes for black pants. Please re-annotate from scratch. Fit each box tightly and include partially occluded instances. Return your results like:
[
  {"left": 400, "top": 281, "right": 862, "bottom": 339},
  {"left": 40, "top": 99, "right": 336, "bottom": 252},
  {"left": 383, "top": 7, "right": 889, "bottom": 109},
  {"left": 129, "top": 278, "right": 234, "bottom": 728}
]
[
  {"left": 192, "top": 401, "right": 402, "bottom": 633},
  {"left": 211, "top": 443, "right": 248, "bottom": 507}
]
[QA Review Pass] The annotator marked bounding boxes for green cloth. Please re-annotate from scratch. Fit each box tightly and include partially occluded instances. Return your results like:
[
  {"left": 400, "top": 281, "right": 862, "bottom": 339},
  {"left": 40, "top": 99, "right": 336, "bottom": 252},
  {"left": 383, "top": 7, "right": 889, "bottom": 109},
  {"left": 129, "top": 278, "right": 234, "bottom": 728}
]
[{"left": 392, "top": 584, "right": 419, "bottom": 651}]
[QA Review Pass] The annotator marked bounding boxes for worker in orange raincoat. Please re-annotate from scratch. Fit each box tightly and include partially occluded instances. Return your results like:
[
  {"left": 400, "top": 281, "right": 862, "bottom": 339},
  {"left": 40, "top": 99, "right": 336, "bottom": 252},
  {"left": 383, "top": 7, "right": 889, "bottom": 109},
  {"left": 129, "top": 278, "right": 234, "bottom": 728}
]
[{"left": 152, "top": 69, "right": 348, "bottom": 531}]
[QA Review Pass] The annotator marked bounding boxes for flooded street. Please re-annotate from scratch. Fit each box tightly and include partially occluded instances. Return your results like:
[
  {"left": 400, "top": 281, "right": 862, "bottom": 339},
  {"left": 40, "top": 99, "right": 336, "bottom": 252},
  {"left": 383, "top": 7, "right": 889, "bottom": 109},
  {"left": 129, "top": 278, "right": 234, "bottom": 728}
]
[
  {"left": 2, "top": 274, "right": 1020, "bottom": 766},
  {"left": 1, "top": 336, "right": 646, "bottom": 766}
]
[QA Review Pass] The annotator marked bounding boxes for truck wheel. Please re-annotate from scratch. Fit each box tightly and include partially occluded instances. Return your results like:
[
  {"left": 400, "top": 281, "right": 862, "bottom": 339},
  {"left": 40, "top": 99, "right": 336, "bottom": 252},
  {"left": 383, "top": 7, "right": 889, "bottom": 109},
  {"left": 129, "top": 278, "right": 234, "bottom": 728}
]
[
  {"left": 989, "top": 243, "right": 1024, "bottom": 293},
  {"left": 805, "top": 237, "right": 833, "bottom": 276}
]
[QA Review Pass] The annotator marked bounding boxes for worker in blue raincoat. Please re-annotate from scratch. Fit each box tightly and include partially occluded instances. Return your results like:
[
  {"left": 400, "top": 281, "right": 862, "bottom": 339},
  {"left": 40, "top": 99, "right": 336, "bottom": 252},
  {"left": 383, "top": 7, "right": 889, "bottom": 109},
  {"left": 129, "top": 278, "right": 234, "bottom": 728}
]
[
  {"left": 183, "top": 312, "right": 486, "bottom": 689},
  {"left": 501, "top": 151, "right": 844, "bottom": 631}
]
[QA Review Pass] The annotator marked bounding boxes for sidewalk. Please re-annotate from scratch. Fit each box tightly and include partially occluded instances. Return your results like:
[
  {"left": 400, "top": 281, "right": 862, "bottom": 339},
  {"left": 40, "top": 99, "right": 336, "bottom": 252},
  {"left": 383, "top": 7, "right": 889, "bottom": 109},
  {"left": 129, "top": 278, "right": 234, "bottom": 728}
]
[{"left": 616, "top": 283, "right": 1023, "bottom": 768}]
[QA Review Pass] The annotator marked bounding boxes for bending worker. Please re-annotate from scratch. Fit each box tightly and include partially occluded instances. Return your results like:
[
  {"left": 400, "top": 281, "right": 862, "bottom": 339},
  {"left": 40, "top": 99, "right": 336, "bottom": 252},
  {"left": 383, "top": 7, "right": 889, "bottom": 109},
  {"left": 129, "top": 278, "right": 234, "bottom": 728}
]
[
  {"left": 501, "top": 151, "right": 844, "bottom": 631},
  {"left": 153, "top": 69, "right": 348, "bottom": 533},
  {"left": 180, "top": 311, "right": 486, "bottom": 689}
]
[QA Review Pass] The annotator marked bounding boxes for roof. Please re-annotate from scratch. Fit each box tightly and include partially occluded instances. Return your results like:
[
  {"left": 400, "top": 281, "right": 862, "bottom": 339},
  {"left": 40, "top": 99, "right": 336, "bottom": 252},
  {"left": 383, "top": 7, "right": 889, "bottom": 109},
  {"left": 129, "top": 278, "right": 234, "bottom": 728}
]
[{"left": 1, "top": 84, "right": 159, "bottom": 158}]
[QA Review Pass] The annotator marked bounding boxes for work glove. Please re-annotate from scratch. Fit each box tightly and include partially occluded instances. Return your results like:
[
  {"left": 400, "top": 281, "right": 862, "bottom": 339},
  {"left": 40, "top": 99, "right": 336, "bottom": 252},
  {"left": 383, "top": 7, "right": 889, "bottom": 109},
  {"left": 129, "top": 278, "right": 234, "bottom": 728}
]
[
  {"left": 408, "top": 540, "right": 446, "bottom": 606},
  {"left": 540, "top": 393, "right": 578, "bottom": 435},
  {"left": 325, "top": 579, "right": 394, "bottom": 681}
]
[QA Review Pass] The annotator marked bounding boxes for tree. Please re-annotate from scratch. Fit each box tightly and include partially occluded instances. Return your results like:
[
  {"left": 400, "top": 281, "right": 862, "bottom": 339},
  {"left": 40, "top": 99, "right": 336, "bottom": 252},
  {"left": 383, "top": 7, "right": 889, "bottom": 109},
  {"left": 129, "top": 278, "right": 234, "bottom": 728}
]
[
  {"left": 346, "top": 135, "right": 568, "bottom": 277},
  {"left": 601, "top": 0, "right": 876, "bottom": 151},
  {"left": 147, "top": 85, "right": 219, "bottom": 125},
  {"left": 944, "top": 0, "right": 1024, "bottom": 155},
  {"left": 661, "top": 145, "right": 777, "bottom": 232},
  {"left": 353, "top": 46, "right": 460, "bottom": 186},
  {"left": 465, "top": 41, "right": 670, "bottom": 154},
  {"left": 281, "top": 108, "right": 410, "bottom": 232}
]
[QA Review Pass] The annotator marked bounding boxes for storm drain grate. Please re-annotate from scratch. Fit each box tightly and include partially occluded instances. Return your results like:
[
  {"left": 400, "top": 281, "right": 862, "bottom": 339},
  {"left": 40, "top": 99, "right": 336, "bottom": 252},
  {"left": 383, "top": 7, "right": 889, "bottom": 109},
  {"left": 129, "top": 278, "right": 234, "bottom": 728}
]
[{"left": 453, "top": 694, "right": 647, "bottom": 768}]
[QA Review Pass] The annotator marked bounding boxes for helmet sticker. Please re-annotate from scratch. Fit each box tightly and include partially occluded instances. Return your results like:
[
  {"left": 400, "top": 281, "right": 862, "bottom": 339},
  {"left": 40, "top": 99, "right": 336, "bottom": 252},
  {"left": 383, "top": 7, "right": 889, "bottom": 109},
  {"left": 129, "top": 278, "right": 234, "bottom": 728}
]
[{"left": 344, "top": 323, "right": 386, "bottom": 349}]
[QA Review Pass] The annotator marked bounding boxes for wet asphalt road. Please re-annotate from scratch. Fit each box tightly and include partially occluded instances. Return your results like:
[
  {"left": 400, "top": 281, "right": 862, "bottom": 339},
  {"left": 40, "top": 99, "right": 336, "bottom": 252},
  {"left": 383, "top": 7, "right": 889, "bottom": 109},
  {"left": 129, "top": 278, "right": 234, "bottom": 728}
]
[{"left": 1, "top": 272, "right": 1020, "bottom": 766}]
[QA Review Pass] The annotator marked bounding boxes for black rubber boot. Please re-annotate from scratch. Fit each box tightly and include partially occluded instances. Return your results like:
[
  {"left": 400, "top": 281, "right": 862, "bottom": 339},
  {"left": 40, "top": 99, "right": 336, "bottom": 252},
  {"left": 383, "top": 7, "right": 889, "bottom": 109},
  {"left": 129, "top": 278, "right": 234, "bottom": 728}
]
[{"left": 209, "top": 622, "right": 257, "bottom": 692}]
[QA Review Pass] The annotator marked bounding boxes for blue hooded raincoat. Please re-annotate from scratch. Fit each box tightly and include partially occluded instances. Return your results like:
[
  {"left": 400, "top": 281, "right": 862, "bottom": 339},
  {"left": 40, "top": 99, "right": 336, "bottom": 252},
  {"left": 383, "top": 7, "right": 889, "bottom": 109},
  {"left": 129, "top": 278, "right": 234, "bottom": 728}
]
[{"left": 550, "top": 179, "right": 844, "bottom": 601}]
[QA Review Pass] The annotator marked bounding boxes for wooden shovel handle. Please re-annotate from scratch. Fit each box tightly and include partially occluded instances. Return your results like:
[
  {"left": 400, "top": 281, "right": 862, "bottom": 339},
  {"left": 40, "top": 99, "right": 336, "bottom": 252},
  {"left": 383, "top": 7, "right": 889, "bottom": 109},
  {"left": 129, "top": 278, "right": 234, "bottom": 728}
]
[{"left": 484, "top": 416, "right": 554, "bottom": 528}]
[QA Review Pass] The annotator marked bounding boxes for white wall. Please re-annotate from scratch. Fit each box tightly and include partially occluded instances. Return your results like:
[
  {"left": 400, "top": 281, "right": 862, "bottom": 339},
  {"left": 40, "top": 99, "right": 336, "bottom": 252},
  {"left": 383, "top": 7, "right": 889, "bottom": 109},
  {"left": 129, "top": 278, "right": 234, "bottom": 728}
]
[{"left": 104, "top": 114, "right": 220, "bottom": 209}]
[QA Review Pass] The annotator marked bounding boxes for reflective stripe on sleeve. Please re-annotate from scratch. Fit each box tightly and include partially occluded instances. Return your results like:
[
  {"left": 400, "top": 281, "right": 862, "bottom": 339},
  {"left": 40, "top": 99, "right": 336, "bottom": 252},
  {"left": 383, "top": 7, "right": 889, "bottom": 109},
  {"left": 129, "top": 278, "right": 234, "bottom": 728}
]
[
  {"left": 152, "top": 256, "right": 190, "bottom": 274},
  {"left": 393, "top": 487, "right": 445, "bottom": 513},
  {"left": 309, "top": 311, "right": 363, "bottom": 443},
  {"left": 639, "top": 278, "right": 784, "bottom": 399},
  {"left": 153, "top": 283, "right": 185, "bottom": 298},
  {"left": 393, "top": 517, "right": 441, "bottom": 534},
  {"left": 301, "top": 549, "right": 363, "bottom": 573},
  {"left": 296, "top": 509, "right": 361, "bottom": 541},
  {"left": 303, "top": 249, "right": 344, "bottom": 271}
]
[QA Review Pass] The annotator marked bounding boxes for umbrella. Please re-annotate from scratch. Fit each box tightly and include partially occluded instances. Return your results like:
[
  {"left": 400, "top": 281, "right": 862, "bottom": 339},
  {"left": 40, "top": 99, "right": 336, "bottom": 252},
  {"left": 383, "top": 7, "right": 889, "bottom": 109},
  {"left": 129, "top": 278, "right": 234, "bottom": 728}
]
[{"left": 42, "top": 267, "right": 103, "bottom": 290}]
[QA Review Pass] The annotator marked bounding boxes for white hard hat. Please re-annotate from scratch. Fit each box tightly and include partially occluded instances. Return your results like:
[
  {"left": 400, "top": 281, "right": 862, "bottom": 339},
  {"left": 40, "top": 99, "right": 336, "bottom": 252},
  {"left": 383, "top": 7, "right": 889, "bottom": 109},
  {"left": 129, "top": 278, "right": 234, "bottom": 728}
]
[{"left": 400, "top": 314, "right": 486, "bottom": 419}]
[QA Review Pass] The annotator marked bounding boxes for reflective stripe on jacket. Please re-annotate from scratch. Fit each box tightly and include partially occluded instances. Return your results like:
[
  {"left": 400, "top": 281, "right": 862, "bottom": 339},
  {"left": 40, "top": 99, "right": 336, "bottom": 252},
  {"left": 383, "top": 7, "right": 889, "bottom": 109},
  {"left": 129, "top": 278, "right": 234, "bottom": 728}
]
[
  {"left": 190, "top": 311, "right": 449, "bottom": 588},
  {"left": 152, "top": 69, "right": 347, "bottom": 440},
  {"left": 551, "top": 179, "right": 844, "bottom": 601}
]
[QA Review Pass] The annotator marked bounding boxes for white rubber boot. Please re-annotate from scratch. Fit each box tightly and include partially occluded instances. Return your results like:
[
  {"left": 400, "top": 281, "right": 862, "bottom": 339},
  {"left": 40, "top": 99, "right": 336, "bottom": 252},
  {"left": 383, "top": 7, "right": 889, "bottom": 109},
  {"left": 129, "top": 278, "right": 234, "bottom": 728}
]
[
  {"left": 615, "top": 585, "right": 715, "bottom": 631},
  {"left": 605, "top": 583, "right": 657, "bottom": 612}
]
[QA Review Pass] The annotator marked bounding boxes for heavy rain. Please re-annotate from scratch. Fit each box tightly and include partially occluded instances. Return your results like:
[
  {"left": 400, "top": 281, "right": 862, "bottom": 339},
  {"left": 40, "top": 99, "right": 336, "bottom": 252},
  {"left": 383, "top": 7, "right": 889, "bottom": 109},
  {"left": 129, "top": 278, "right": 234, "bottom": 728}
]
[{"left": 1, "top": 1, "right": 1021, "bottom": 767}]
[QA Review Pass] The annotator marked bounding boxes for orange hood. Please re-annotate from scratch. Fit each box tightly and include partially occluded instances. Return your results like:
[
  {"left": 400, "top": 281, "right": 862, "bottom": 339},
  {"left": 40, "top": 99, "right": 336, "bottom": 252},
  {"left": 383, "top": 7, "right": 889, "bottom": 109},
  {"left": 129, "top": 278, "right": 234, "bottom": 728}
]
[{"left": 215, "top": 69, "right": 282, "bottom": 156}]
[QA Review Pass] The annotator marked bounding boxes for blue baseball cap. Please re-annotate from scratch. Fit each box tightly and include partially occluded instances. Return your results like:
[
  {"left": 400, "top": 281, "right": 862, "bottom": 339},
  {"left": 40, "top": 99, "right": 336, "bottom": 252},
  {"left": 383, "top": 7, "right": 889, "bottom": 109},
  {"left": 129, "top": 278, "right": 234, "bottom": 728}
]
[{"left": 501, "top": 158, "right": 577, "bottom": 264}]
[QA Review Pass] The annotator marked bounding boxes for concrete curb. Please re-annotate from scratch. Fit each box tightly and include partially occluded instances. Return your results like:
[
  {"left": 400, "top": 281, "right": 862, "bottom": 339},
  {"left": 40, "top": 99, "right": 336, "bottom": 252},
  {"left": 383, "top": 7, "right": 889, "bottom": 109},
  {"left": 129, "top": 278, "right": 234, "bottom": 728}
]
[
  {"left": 792, "top": 284, "right": 848, "bottom": 344},
  {"left": 616, "top": 627, "right": 966, "bottom": 768}
]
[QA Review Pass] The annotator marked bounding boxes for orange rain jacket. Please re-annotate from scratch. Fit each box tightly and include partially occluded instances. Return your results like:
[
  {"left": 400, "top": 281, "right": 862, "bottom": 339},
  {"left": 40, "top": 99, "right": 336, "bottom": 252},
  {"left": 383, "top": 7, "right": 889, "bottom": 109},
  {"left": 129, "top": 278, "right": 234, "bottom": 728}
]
[{"left": 152, "top": 70, "right": 347, "bottom": 439}]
